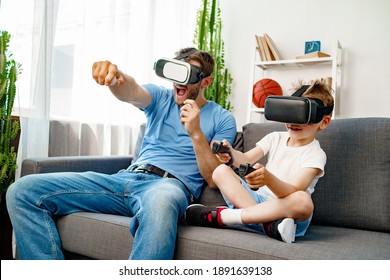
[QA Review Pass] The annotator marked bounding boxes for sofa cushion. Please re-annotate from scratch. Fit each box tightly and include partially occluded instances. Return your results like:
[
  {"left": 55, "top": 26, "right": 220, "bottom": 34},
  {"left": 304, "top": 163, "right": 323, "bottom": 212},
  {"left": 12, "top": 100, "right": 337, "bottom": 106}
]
[
  {"left": 131, "top": 123, "right": 146, "bottom": 164},
  {"left": 313, "top": 118, "right": 390, "bottom": 232},
  {"left": 57, "top": 213, "right": 133, "bottom": 260},
  {"left": 241, "top": 118, "right": 390, "bottom": 232},
  {"left": 57, "top": 212, "right": 390, "bottom": 260}
]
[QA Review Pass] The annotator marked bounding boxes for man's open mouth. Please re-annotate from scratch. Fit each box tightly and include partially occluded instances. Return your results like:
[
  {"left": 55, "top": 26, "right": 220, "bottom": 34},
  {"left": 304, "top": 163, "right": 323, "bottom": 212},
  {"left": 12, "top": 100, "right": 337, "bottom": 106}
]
[{"left": 175, "top": 85, "right": 187, "bottom": 97}]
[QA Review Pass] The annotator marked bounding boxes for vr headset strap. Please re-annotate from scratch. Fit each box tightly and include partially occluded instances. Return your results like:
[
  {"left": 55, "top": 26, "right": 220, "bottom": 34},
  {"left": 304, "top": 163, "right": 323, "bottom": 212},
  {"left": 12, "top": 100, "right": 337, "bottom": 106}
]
[
  {"left": 292, "top": 85, "right": 310, "bottom": 97},
  {"left": 318, "top": 104, "right": 334, "bottom": 115},
  {"left": 292, "top": 85, "right": 334, "bottom": 116},
  {"left": 174, "top": 49, "right": 198, "bottom": 60}
]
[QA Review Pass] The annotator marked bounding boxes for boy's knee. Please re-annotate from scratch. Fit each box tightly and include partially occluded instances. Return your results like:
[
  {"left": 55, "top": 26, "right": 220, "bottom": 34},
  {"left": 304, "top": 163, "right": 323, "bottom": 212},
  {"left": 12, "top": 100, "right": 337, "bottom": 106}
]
[
  {"left": 291, "top": 191, "right": 314, "bottom": 221},
  {"left": 212, "top": 164, "right": 231, "bottom": 182}
]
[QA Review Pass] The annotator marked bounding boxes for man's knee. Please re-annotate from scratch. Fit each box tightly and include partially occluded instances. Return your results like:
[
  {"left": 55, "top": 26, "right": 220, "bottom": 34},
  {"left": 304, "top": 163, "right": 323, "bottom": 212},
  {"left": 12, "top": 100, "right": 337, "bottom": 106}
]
[
  {"left": 143, "top": 180, "right": 188, "bottom": 214},
  {"left": 6, "top": 176, "right": 30, "bottom": 203}
]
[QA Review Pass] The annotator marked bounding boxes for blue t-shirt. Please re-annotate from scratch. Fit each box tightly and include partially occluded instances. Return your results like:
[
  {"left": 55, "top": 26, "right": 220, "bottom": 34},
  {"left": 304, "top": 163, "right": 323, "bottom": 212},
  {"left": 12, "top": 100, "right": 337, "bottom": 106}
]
[{"left": 135, "top": 84, "right": 237, "bottom": 199}]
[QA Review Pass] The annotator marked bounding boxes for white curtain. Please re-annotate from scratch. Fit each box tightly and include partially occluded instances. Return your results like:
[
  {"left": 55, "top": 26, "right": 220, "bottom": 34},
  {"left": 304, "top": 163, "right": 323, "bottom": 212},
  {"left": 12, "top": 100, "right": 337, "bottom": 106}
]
[{"left": 0, "top": 0, "right": 201, "bottom": 173}]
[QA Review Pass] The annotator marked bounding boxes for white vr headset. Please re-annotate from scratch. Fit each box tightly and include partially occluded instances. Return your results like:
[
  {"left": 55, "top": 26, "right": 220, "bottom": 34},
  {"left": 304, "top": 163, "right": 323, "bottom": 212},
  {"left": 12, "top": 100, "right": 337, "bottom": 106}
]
[
  {"left": 264, "top": 85, "right": 334, "bottom": 124},
  {"left": 153, "top": 49, "right": 208, "bottom": 85}
]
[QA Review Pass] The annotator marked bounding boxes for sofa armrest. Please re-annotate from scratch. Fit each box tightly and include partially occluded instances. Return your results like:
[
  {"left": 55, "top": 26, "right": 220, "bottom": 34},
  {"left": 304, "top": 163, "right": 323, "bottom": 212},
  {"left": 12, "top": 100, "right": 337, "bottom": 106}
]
[{"left": 21, "top": 156, "right": 133, "bottom": 177}]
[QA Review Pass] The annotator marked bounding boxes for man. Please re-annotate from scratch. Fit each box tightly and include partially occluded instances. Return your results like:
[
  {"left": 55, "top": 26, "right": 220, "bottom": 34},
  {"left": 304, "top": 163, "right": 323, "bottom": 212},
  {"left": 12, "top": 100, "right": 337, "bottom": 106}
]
[{"left": 6, "top": 48, "right": 236, "bottom": 259}]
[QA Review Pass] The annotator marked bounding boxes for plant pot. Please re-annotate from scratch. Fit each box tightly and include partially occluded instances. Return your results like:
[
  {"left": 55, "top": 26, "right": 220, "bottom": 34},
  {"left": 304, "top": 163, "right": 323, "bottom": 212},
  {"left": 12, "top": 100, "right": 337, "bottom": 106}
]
[{"left": 0, "top": 192, "right": 13, "bottom": 259}]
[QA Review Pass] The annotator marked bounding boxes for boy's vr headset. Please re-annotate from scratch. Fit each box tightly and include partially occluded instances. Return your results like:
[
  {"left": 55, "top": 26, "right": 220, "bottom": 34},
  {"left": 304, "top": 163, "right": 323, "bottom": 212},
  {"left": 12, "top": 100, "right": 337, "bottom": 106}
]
[
  {"left": 153, "top": 49, "right": 208, "bottom": 85},
  {"left": 264, "top": 85, "right": 334, "bottom": 124}
]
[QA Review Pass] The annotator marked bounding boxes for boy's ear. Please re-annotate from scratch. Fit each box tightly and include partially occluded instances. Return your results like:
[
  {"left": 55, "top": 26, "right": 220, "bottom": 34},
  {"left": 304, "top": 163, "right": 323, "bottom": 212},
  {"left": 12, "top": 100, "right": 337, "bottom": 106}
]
[{"left": 319, "top": 115, "right": 331, "bottom": 131}]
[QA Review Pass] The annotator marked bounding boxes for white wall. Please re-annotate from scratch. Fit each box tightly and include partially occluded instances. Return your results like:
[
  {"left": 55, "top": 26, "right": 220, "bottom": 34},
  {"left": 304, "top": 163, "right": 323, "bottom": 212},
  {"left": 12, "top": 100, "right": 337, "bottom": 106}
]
[{"left": 220, "top": 0, "right": 390, "bottom": 129}]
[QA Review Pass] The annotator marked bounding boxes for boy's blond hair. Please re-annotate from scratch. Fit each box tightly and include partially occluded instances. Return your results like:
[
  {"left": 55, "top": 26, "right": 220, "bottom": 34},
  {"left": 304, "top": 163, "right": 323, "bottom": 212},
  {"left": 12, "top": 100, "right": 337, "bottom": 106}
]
[{"left": 294, "top": 79, "right": 334, "bottom": 115}]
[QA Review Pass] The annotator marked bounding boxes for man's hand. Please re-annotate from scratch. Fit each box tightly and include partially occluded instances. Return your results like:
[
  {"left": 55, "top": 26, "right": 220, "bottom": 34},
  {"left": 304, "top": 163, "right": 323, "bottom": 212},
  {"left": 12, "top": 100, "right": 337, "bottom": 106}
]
[
  {"left": 180, "top": 99, "right": 201, "bottom": 137},
  {"left": 91, "top": 60, "right": 151, "bottom": 107},
  {"left": 92, "top": 60, "right": 124, "bottom": 87}
]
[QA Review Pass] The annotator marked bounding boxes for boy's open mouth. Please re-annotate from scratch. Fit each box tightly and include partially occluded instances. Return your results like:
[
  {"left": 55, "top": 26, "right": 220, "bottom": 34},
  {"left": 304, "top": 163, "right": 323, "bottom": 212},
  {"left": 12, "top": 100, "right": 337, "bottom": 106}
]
[{"left": 288, "top": 125, "right": 302, "bottom": 131}]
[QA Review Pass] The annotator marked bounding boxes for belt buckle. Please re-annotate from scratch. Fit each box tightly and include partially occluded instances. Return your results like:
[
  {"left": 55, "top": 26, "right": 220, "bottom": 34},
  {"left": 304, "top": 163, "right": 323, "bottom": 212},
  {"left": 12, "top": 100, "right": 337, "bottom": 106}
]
[
  {"left": 133, "top": 164, "right": 146, "bottom": 173},
  {"left": 137, "top": 163, "right": 146, "bottom": 170}
]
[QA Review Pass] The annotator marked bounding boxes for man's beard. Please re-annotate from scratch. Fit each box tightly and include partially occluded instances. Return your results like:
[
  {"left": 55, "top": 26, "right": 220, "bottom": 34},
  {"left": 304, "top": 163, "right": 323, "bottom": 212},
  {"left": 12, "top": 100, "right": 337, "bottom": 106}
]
[{"left": 186, "top": 83, "right": 201, "bottom": 100}]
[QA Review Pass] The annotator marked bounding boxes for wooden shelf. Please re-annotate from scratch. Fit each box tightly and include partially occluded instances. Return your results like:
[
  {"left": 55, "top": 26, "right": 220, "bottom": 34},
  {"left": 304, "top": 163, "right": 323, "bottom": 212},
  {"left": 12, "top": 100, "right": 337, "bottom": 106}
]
[
  {"left": 250, "top": 108, "right": 265, "bottom": 113},
  {"left": 247, "top": 40, "right": 342, "bottom": 123},
  {"left": 255, "top": 57, "right": 334, "bottom": 70}
]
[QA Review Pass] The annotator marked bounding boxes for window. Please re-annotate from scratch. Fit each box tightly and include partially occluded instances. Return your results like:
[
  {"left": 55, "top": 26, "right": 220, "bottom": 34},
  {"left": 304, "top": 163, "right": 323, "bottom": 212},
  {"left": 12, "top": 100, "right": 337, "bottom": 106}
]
[
  {"left": 0, "top": 0, "right": 199, "bottom": 126},
  {"left": 1, "top": 0, "right": 199, "bottom": 161}
]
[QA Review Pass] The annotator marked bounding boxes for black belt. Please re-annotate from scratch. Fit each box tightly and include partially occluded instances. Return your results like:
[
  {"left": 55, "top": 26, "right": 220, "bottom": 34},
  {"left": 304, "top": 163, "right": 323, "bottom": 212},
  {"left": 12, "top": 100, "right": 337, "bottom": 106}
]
[
  {"left": 133, "top": 164, "right": 178, "bottom": 180},
  {"left": 131, "top": 163, "right": 192, "bottom": 199}
]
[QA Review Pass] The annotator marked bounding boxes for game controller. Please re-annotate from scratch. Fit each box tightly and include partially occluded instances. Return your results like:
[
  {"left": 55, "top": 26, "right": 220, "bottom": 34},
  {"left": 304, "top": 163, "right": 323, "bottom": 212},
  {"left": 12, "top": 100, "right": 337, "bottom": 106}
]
[
  {"left": 212, "top": 141, "right": 234, "bottom": 166},
  {"left": 110, "top": 77, "right": 117, "bottom": 86},
  {"left": 238, "top": 163, "right": 256, "bottom": 177}
]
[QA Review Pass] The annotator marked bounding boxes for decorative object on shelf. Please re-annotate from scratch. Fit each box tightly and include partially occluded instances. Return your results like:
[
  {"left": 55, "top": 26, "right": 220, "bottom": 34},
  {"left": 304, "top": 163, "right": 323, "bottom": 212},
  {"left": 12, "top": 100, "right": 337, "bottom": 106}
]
[
  {"left": 296, "top": 51, "right": 330, "bottom": 59},
  {"left": 255, "top": 33, "right": 281, "bottom": 61},
  {"left": 252, "top": 78, "right": 282, "bottom": 108},
  {"left": 193, "top": 0, "right": 232, "bottom": 111},
  {"left": 305, "top": 41, "right": 321, "bottom": 54}
]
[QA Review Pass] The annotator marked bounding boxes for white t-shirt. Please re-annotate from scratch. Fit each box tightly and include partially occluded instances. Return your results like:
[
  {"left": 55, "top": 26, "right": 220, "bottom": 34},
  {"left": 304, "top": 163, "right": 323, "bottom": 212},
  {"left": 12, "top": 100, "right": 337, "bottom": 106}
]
[{"left": 255, "top": 131, "right": 326, "bottom": 200}]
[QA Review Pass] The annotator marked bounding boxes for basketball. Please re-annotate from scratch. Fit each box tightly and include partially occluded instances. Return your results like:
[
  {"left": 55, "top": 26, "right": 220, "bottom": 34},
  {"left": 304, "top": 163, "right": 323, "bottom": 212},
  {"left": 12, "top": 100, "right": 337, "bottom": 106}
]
[{"left": 252, "top": 78, "right": 282, "bottom": 108}]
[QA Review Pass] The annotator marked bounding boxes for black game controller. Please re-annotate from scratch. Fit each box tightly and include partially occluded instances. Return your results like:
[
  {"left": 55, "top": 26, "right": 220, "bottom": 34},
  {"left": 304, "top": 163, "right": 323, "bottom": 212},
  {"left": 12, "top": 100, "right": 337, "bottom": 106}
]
[
  {"left": 212, "top": 141, "right": 234, "bottom": 166},
  {"left": 239, "top": 163, "right": 256, "bottom": 177}
]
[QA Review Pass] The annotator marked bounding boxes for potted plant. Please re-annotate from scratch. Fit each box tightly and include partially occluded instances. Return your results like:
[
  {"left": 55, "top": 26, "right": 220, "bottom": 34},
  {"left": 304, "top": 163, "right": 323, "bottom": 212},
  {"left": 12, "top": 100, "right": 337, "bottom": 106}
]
[
  {"left": 193, "top": 0, "right": 233, "bottom": 111},
  {"left": 0, "top": 30, "right": 21, "bottom": 201},
  {"left": 0, "top": 30, "right": 22, "bottom": 260}
]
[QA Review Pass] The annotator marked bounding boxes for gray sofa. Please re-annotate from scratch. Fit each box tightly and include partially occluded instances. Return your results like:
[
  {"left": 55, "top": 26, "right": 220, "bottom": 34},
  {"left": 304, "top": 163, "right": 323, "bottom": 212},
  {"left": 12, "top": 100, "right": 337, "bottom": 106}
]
[{"left": 19, "top": 118, "right": 390, "bottom": 259}]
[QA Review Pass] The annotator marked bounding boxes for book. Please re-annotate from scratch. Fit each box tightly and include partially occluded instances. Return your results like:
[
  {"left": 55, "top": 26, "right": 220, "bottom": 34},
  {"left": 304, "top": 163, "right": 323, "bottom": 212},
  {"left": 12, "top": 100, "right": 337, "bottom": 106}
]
[
  {"left": 255, "top": 35, "right": 266, "bottom": 61},
  {"left": 296, "top": 51, "right": 330, "bottom": 59},
  {"left": 260, "top": 35, "right": 273, "bottom": 61},
  {"left": 255, "top": 33, "right": 282, "bottom": 61},
  {"left": 264, "top": 33, "right": 281, "bottom": 60}
]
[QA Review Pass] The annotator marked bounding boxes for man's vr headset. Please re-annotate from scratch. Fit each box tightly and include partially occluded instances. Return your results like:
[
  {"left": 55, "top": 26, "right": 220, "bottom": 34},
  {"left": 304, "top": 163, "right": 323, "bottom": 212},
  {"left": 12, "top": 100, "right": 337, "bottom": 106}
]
[
  {"left": 264, "top": 85, "right": 334, "bottom": 124},
  {"left": 153, "top": 49, "right": 208, "bottom": 85}
]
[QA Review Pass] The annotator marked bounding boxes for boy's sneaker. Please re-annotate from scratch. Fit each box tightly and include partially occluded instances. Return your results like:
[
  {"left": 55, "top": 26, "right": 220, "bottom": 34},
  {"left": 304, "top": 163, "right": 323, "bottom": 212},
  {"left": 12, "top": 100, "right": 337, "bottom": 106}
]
[
  {"left": 185, "top": 204, "right": 227, "bottom": 228},
  {"left": 263, "top": 218, "right": 296, "bottom": 243}
]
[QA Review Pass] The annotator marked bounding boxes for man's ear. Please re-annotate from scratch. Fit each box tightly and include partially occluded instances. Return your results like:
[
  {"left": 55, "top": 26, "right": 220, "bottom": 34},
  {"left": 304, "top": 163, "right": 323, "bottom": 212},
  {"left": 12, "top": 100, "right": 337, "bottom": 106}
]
[{"left": 201, "top": 76, "right": 213, "bottom": 88}]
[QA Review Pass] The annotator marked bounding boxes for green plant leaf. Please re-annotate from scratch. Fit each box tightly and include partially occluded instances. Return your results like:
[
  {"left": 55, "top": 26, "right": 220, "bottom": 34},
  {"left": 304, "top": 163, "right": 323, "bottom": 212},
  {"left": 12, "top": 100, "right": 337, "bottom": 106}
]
[
  {"left": 0, "top": 30, "right": 22, "bottom": 200},
  {"left": 193, "top": 0, "right": 232, "bottom": 111}
]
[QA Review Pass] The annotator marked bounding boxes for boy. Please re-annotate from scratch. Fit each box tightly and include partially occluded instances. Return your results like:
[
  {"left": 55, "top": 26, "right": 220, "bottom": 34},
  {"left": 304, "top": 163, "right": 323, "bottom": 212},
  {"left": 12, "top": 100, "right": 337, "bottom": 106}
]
[{"left": 185, "top": 80, "right": 333, "bottom": 243}]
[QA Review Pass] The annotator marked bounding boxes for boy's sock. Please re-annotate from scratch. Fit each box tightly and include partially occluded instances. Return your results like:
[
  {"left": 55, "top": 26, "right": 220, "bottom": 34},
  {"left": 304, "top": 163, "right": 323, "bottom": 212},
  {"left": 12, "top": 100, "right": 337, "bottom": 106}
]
[{"left": 220, "top": 208, "right": 243, "bottom": 226}]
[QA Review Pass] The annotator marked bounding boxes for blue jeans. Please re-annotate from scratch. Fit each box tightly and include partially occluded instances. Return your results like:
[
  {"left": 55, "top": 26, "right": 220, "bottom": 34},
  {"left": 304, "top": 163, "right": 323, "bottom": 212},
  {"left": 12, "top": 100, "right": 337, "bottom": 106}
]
[{"left": 6, "top": 169, "right": 192, "bottom": 260}]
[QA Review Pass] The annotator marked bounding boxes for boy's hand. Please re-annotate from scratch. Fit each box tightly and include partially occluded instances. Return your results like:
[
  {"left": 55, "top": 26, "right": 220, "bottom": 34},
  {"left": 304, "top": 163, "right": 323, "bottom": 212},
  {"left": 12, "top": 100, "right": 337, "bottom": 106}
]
[
  {"left": 245, "top": 163, "right": 268, "bottom": 190},
  {"left": 215, "top": 139, "right": 233, "bottom": 164}
]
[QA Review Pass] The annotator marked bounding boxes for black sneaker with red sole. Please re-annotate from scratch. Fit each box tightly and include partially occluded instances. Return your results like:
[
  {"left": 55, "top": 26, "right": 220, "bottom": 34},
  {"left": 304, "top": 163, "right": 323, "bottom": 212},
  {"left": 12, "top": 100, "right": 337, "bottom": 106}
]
[{"left": 185, "top": 204, "right": 227, "bottom": 228}]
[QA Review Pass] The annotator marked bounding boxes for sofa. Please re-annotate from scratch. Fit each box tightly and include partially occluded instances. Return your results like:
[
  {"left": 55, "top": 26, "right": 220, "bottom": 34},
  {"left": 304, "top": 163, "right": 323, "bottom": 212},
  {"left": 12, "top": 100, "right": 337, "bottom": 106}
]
[{"left": 19, "top": 117, "right": 390, "bottom": 259}]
